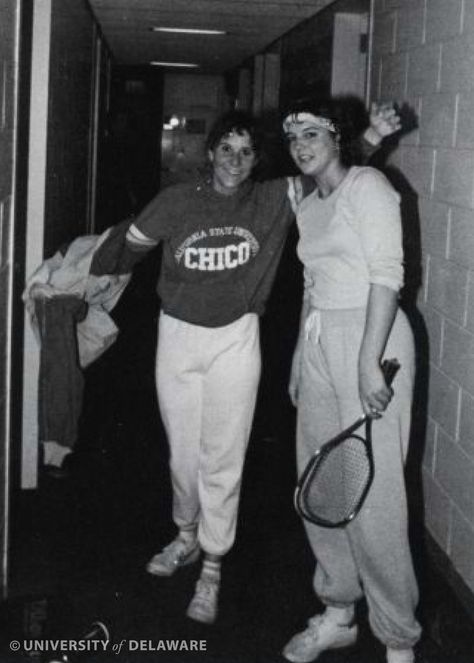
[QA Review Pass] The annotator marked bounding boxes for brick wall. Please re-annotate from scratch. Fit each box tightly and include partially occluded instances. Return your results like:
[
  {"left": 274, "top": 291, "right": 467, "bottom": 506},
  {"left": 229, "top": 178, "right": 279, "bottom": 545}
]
[{"left": 371, "top": 0, "right": 474, "bottom": 593}]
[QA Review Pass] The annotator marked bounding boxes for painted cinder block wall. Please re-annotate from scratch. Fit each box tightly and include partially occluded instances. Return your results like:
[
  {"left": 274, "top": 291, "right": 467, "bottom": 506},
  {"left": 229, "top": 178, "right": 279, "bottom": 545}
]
[{"left": 371, "top": 0, "right": 474, "bottom": 593}]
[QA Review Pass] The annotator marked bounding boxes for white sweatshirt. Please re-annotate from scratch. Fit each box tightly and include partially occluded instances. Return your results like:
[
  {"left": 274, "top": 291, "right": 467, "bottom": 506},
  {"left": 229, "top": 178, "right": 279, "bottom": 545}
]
[{"left": 296, "top": 166, "right": 403, "bottom": 309}]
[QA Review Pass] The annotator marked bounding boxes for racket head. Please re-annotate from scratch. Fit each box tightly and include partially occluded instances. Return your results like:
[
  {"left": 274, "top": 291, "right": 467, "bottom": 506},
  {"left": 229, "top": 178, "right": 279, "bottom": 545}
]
[
  {"left": 294, "top": 358, "right": 400, "bottom": 528},
  {"left": 295, "top": 425, "right": 374, "bottom": 527}
]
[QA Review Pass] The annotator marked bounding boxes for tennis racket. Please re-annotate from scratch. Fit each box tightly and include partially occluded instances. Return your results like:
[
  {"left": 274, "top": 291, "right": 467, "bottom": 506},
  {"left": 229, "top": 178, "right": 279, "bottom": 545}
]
[{"left": 294, "top": 358, "right": 400, "bottom": 528}]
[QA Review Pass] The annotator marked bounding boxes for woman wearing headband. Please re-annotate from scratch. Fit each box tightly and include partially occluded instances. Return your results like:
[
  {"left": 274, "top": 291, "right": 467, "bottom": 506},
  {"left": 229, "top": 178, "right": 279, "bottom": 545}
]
[
  {"left": 123, "top": 106, "right": 399, "bottom": 626},
  {"left": 281, "top": 98, "right": 420, "bottom": 663}
]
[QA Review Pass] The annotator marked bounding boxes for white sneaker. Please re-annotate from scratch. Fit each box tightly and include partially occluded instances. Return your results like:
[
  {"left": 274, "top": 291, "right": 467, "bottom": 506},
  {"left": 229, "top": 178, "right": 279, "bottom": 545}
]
[
  {"left": 282, "top": 613, "right": 358, "bottom": 662},
  {"left": 186, "top": 577, "right": 219, "bottom": 624},
  {"left": 386, "top": 647, "right": 415, "bottom": 663},
  {"left": 146, "top": 537, "right": 200, "bottom": 577}
]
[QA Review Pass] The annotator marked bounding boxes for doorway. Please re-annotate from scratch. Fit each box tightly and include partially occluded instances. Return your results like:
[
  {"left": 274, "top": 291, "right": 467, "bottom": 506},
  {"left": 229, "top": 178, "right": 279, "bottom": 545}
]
[{"left": 95, "top": 66, "right": 164, "bottom": 232}]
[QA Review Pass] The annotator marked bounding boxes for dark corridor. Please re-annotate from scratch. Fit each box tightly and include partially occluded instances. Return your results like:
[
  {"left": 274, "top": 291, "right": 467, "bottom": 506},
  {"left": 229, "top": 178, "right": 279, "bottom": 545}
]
[{"left": 2, "top": 230, "right": 474, "bottom": 663}]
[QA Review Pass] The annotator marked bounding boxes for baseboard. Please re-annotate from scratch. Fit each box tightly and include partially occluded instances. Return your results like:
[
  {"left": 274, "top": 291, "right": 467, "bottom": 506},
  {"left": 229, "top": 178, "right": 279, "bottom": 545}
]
[{"left": 424, "top": 529, "right": 474, "bottom": 623}]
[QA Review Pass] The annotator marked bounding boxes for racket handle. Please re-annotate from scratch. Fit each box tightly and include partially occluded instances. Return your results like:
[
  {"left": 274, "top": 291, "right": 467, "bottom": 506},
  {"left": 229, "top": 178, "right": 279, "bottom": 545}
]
[{"left": 381, "top": 358, "right": 400, "bottom": 386}]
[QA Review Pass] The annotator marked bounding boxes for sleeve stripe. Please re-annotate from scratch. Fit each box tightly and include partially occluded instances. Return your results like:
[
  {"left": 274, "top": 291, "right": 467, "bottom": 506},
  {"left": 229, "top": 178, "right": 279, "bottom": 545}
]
[{"left": 126, "top": 223, "right": 158, "bottom": 247}]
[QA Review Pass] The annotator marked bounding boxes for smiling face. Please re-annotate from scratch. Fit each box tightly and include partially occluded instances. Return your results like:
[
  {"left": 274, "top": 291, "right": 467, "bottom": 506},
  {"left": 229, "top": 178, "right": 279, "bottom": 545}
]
[
  {"left": 285, "top": 120, "right": 340, "bottom": 180},
  {"left": 208, "top": 129, "right": 257, "bottom": 196}
]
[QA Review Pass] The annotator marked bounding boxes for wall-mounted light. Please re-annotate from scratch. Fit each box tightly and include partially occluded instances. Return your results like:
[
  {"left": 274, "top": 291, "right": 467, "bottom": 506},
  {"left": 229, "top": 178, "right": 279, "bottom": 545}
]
[
  {"left": 163, "top": 115, "right": 186, "bottom": 130},
  {"left": 151, "top": 27, "right": 227, "bottom": 35},
  {"left": 150, "top": 61, "right": 199, "bottom": 68},
  {"left": 169, "top": 115, "right": 180, "bottom": 128}
]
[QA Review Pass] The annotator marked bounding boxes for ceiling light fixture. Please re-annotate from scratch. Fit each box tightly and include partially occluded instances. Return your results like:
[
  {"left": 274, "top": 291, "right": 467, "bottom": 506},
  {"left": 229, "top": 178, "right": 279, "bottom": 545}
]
[
  {"left": 150, "top": 61, "right": 199, "bottom": 68},
  {"left": 151, "top": 27, "right": 227, "bottom": 35}
]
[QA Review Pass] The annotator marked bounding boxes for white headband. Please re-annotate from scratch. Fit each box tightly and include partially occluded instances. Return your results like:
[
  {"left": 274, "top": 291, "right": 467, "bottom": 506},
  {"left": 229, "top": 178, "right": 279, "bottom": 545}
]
[{"left": 283, "top": 112, "right": 337, "bottom": 134}]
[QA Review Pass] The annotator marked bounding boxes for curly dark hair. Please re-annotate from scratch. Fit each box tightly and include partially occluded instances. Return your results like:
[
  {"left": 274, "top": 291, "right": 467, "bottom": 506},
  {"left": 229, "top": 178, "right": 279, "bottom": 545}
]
[
  {"left": 282, "top": 95, "right": 369, "bottom": 167},
  {"left": 205, "top": 110, "right": 264, "bottom": 159}
]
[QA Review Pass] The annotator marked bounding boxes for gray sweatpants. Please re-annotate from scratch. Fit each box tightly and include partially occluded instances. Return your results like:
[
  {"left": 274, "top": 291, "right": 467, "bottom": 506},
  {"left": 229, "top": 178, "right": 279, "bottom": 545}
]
[
  {"left": 156, "top": 312, "right": 261, "bottom": 556},
  {"left": 297, "top": 307, "right": 421, "bottom": 649}
]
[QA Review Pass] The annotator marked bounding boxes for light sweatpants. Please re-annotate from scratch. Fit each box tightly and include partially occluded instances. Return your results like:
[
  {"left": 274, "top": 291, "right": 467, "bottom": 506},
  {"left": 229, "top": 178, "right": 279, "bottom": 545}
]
[
  {"left": 297, "top": 307, "right": 421, "bottom": 649},
  {"left": 156, "top": 311, "right": 261, "bottom": 556}
]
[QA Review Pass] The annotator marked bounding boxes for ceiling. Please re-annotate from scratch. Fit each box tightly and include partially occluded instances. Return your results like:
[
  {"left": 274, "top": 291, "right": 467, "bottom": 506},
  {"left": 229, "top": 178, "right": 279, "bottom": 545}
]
[{"left": 88, "top": 0, "right": 336, "bottom": 74}]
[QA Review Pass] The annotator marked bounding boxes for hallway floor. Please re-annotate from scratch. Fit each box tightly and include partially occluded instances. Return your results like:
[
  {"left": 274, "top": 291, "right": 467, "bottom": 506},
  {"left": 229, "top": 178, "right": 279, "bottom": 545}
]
[{"left": 3, "top": 257, "right": 474, "bottom": 663}]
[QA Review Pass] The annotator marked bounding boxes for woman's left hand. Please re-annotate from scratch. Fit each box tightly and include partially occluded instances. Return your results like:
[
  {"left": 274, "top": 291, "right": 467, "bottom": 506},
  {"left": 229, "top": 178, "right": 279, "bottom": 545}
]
[
  {"left": 359, "top": 362, "right": 393, "bottom": 419},
  {"left": 370, "top": 102, "right": 401, "bottom": 138}
]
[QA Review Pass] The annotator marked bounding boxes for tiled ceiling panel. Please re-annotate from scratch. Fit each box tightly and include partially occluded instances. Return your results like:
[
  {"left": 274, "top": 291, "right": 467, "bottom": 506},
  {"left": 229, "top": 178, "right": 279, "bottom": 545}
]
[{"left": 88, "top": 0, "right": 335, "bottom": 72}]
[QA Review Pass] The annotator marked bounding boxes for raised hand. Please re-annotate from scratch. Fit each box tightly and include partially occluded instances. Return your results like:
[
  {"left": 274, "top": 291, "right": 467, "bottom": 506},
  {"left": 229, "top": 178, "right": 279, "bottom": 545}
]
[{"left": 369, "top": 101, "right": 401, "bottom": 139}]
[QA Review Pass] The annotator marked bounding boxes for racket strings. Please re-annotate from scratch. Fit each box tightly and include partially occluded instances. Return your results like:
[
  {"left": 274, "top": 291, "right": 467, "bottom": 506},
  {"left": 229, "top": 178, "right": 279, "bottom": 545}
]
[{"left": 302, "top": 435, "right": 371, "bottom": 524}]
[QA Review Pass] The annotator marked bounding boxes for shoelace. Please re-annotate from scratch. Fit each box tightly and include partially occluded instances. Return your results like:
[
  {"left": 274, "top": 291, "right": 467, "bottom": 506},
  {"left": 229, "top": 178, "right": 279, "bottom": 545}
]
[
  {"left": 306, "top": 614, "right": 352, "bottom": 636},
  {"left": 195, "top": 580, "right": 218, "bottom": 600},
  {"left": 306, "top": 615, "right": 324, "bottom": 636},
  {"left": 162, "top": 540, "right": 192, "bottom": 564}
]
